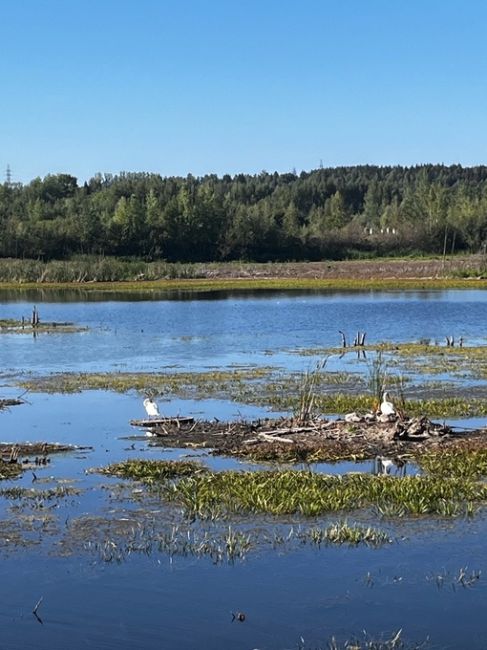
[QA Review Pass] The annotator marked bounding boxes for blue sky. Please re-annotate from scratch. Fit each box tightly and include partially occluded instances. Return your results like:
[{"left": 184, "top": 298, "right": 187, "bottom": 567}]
[{"left": 1, "top": 0, "right": 486, "bottom": 183}]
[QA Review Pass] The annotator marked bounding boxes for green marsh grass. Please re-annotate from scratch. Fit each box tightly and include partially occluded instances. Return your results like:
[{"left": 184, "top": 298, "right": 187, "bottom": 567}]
[
  {"left": 18, "top": 368, "right": 274, "bottom": 396},
  {"left": 18, "top": 367, "right": 487, "bottom": 416},
  {"left": 165, "top": 472, "right": 487, "bottom": 518},
  {"left": 418, "top": 442, "right": 487, "bottom": 479},
  {"left": 0, "top": 486, "right": 80, "bottom": 500},
  {"left": 303, "top": 522, "right": 391, "bottom": 547},
  {"left": 15, "top": 345, "right": 487, "bottom": 417},
  {"left": 97, "top": 459, "right": 206, "bottom": 483},
  {"left": 99, "top": 462, "right": 487, "bottom": 519}
]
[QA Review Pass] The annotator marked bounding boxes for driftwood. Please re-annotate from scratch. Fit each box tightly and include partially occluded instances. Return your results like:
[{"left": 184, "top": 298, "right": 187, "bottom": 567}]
[
  {"left": 258, "top": 432, "right": 294, "bottom": 444},
  {"left": 256, "top": 425, "right": 319, "bottom": 437},
  {"left": 130, "top": 416, "right": 194, "bottom": 428}
]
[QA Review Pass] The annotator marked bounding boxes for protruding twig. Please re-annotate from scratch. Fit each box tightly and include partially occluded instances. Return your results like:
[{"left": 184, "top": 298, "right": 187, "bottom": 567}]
[
  {"left": 33, "top": 596, "right": 44, "bottom": 624},
  {"left": 338, "top": 330, "right": 347, "bottom": 348}
]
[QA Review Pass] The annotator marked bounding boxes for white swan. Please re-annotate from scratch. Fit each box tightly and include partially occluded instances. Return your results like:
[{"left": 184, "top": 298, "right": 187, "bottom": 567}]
[
  {"left": 143, "top": 397, "right": 160, "bottom": 418},
  {"left": 380, "top": 391, "right": 396, "bottom": 416}
]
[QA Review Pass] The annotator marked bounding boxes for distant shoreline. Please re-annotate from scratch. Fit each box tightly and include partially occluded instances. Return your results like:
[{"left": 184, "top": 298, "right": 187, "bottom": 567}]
[{"left": 0, "top": 255, "right": 486, "bottom": 291}]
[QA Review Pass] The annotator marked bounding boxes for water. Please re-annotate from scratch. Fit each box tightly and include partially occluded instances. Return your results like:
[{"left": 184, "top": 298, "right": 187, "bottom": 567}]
[
  {"left": 1, "top": 288, "right": 487, "bottom": 648},
  {"left": 1, "top": 288, "right": 487, "bottom": 375}
]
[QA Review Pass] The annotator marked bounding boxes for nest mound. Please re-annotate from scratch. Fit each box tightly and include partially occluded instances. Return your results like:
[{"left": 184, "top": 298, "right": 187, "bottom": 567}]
[{"left": 145, "top": 415, "right": 474, "bottom": 462}]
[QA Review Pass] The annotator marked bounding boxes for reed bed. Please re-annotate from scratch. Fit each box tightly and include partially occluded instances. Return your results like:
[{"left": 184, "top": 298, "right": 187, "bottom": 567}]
[{"left": 0, "top": 257, "right": 201, "bottom": 283}]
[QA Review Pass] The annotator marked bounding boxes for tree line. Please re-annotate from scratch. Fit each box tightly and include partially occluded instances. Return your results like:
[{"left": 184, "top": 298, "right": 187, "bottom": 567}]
[{"left": 1, "top": 164, "right": 487, "bottom": 262}]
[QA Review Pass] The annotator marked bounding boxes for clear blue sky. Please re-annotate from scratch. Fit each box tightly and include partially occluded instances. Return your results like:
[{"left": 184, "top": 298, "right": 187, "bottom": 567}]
[{"left": 1, "top": 0, "right": 486, "bottom": 183}]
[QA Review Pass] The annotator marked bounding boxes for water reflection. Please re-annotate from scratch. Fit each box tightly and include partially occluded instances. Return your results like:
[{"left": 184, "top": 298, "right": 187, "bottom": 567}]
[{"left": 0, "top": 287, "right": 481, "bottom": 303}]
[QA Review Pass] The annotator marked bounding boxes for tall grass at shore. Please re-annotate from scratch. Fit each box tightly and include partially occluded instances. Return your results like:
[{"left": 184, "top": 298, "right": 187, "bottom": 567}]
[
  {"left": 0, "top": 257, "right": 202, "bottom": 283},
  {"left": 1, "top": 254, "right": 487, "bottom": 286}
]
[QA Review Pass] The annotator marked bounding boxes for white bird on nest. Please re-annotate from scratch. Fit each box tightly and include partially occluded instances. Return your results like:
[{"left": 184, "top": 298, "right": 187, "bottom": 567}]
[
  {"left": 143, "top": 397, "right": 160, "bottom": 418},
  {"left": 380, "top": 391, "right": 396, "bottom": 416}
]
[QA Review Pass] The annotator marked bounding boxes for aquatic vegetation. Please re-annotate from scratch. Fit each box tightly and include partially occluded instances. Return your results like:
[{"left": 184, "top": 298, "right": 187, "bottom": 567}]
[
  {"left": 0, "top": 486, "right": 80, "bottom": 499},
  {"left": 418, "top": 442, "right": 487, "bottom": 479},
  {"left": 323, "top": 628, "right": 419, "bottom": 650},
  {"left": 0, "top": 460, "right": 23, "bottom": 480},
  {"left": 99, "top": 461, "right": 487, "bottom": 519},
  {"left": 98, "top": 459, "right": 206, "bottom": 482},
  {"left": 427, "top": 565, "right": 482, "bottom": 591},
  {"left": 14, "top": 354, "right": 487, "bottom": 417},
  {"left": 63, "top": 515, "right": 254, "bottom": 564},
  {"left": 169, "top": 472, "right": 487, "bottom": 518},
  {"left": 0, "top": 319, "right": 86, "bottom": 335},
  {"left": 367, "top": 350, "right": 388, "bottom": 405},
  {"left": 0, "top": 319, "right": 20, "bottom": 328},
  {"left": 63, "top": 516, "right": 390, "bottom": 564},
  {"left": 301, "top": 522, "right": 391, "bottom": 547},
  {"left": 295, "top": 358, "right": 327, "bottom": 423},
  {"left": 2, "top": 272, "right": 487, "bottom": 292},
  {"left": 18, "top": 367, "right": 274, "bottom": 397}
]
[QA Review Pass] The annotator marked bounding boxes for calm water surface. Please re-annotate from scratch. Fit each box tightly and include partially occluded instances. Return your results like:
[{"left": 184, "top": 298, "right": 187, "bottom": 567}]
[
  {"left": 1, "top": 288, "right": 487, "bottom": 374},
  {"left": 1, "top": 289, "right": 487, "bottom": 649}
]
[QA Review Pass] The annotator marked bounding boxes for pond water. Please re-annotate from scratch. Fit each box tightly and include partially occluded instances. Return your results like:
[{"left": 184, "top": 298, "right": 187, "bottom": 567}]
[
  {"left": 1, "top": 288, "right": 487, "bottom": 375},
  {"left": 1, "top": 289, "right": 487, "bottom": 649}
]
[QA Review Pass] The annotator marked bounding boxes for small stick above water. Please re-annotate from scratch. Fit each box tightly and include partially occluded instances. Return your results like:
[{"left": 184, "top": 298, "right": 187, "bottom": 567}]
[{"left": 33, "top": 596, "right": 44, "bottom": 624}]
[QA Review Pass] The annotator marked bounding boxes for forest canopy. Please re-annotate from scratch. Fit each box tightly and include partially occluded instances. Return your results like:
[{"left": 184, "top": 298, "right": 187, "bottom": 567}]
[{"left": 1, "top": 164, "right": 487, "bottom": 262}]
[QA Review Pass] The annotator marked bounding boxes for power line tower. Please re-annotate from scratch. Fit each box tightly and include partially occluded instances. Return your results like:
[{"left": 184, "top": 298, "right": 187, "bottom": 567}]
[{"left": 5, "top": 164, "right": 12, "bottom": 186}]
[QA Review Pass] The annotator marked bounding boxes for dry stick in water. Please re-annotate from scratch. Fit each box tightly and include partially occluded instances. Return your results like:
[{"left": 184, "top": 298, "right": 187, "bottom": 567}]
[{"left": 33, "top": 596, "right": 44, "bottom": 624}]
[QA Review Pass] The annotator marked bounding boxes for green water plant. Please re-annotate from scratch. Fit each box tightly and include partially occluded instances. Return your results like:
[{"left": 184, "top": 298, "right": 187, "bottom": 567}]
[
  {"left": 303, "top": 522, "right": 391, "bottom": 547},
  {"left": 97, "top": 459, "right": 206, "bottom": 483},
  {"left": 99, "top": 462, "right": 487, "bottom": 519},
  {"left": 418, "top": 442, "right": 487, "bottom": 479}
]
